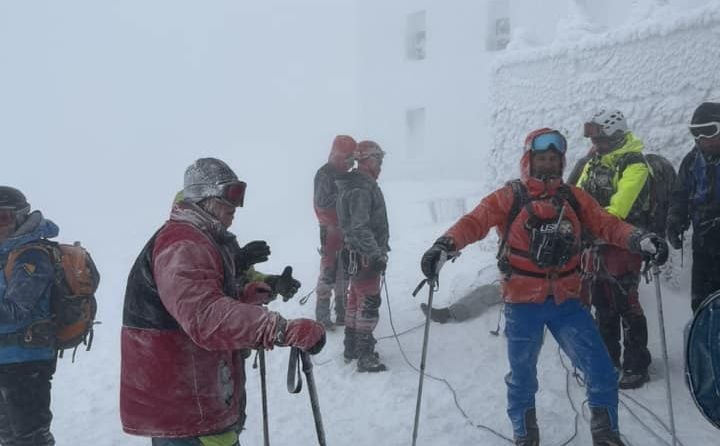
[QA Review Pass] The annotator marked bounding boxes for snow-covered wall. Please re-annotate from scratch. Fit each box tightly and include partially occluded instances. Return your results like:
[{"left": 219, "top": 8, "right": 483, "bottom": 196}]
[{"left": 490, "top": 3, "right": 720, "bottom": 187}]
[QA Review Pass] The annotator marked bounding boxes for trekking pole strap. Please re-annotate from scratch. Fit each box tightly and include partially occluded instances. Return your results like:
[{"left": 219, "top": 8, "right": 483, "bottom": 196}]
[{"left": 287, "top": 347, "right": 303, "bottom": 394}]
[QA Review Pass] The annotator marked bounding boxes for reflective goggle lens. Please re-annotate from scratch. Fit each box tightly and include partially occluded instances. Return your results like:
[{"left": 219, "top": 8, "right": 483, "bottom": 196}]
[
  {"left": 689, "top": 122, "right": 720, "bottom": 140},
  {"left": 0, "top": 209, "right": 15, "bottom": 226},
  {"left": 221, "top": 181, "right": 246, "bottom": 207},
  {"left": 531, "top": 132, "right": 567, "bottom": 154}
]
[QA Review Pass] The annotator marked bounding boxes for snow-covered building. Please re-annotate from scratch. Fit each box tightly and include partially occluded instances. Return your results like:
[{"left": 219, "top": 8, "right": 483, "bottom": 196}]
[{"left": 355, "top": 0, "right": 720, "bottom": 184}]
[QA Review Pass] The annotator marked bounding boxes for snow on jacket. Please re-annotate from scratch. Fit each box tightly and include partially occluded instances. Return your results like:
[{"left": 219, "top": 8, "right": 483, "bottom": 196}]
[
  {"left": 120, "top": 201, "right": 281, "bottom": 438},
  {"left": 314, "top": 163, "right": 344, "bottom": 226},
  {"left": 0, "top": 211, "right": 58, "bottom": 364},
  {"left": 667, "top": 146, "right": 720, "bottom": 230},
  {"left": 336, "top": 169, "right": 390, "bottom": 259},
  {"left": 576, "top": 132, "right": 650, "bottom": 221},
  {"left": 444, "top": 150, "right": 639, "bottom": 305}
]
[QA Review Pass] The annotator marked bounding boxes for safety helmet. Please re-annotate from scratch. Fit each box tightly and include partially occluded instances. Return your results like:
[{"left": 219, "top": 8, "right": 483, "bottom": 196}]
[
  {"left": 583, "top": 109, "right": 628, "bottom": 140},
  {"left": 355, "top": 140, "right": 385, "bottom": 162},
  {"left": 183, "top": 158, "right": 246, "bottom": 207}
]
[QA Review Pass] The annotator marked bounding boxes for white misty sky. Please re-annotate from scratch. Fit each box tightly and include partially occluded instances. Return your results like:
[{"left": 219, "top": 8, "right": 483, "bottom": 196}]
[{"left": 0, "top": 1, "right": 357, "bottom": 252}]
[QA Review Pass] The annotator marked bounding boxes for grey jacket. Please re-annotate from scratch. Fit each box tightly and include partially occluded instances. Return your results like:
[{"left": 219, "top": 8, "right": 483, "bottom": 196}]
[{"left": 336, "top": 170, "right": 390, "bottom": 259}]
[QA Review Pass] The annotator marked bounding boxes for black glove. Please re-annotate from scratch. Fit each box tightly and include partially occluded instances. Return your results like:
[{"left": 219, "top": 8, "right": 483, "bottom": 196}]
[
  {"left": 420, "top": 236, "right": 456, "bottom": 279},
  {"left": 265, "top": 266, "right": 301, "bottom": 301},
  {"left": 368, "top": 254, "right": 388, "bottom": 274},
  {"left": 635, "top": 232, "right": 669, "bottom": 266},
  {"left": 235, "top": 240, "right": 271, "bottom": 271}
]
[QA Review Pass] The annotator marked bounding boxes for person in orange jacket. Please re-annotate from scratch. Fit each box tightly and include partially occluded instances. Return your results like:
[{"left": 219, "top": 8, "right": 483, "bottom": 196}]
[{"left": 420, "top": 128, "right": 668, "bottom": 446}]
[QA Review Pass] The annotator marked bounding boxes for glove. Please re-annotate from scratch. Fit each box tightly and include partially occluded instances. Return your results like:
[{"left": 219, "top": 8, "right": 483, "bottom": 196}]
[
  {"left": 636, "top": 232, "right": 669, "bottom": 266},
  {"left": 235, "top": 240, "right": 271, "bottom": 271},
  {"left": 281, "top": 318, "right": 326, "bottom": 355},
  {"left": 420, "top": 236, "right": 456, "bottom": 279},
  {"left": 241, "top": 281, "right": 274, "bottom": 305},
  {"left": 368, "top": 254, "right": 388, "bottom": 274},
  {"left": 265, "top": 266, "right": 302, "bottom": 301}
]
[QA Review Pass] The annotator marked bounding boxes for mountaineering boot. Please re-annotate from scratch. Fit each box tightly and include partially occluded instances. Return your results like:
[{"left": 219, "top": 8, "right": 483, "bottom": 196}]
[
  {"left": 420, "top": 303, "right": 452, "bottom": 324},
  {"left": 618, "top": 369, "right": 649, "bottom": 389},
  {"left": 590, "top": 407, "right": 626, "bottom": 446},
  {"left": 514, "top": 408, "right": 539, "bottom": 446},
  {"left": 315, "top": 298, "right": 334, "bottom": 330},
  {"left": 335, "top": 294, "right": 346, "bottom": 326},
  {"left": 356, "top": 332, "right": 387, "bottom": 373},
  {"left": 343, "top": 327, "right": 358, "bottom": 363}
]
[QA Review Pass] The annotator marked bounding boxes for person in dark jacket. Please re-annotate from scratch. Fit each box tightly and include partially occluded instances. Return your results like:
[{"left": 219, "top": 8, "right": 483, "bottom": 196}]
[
  {"left": 420, "top": 129, "right": 668, "bottom": 446},
  {"left": 120, "top": 158, "right": 326, "bottom": 446},
  {"left": 0, "top": 186, "right": 58, "bottom": 446},
  {"left": 313, "top": 135, "right": 356, "bottom": 328},
  {"left": 336, "top": 140, "right": 389, "bottom": 373},
  {"left": 667, "top": 102, "right": 720, "bottom": 312},
  {"left": 574, "top": 109, "right": 653, "bottom": 389}
]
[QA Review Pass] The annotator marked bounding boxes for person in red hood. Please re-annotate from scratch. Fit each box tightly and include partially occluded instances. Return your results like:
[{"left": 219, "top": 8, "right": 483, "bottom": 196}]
[
  {"left": 313, "top": 135, "right": 357, "bottom": 328},
  {"left": 420, "top": 129, "right": 668, "bottom": 446},
  {"left": 120, "top": 158, "right": 326, "bottom": 446}
]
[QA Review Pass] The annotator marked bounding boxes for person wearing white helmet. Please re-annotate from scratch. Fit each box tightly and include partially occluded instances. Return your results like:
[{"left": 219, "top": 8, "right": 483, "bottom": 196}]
[{"left": 574, "top": 109, "right": 654, "bottom": 390}]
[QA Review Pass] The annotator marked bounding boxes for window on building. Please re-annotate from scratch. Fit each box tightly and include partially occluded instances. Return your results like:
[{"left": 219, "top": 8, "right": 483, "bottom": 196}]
[
  {"left": 406, "top": 11, "right": 426, "bottom": 61},
  {"left": 406, "top": 107, "right": 426, "bottom": 159},
  {"left": 486, "top": 0, "right": 510, "bottom": 51}
]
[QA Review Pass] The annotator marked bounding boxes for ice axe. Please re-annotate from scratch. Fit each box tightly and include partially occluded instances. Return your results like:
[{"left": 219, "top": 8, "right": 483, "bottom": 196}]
[{"left": 287, "top": 347, "right": 327, "bottom": 446}]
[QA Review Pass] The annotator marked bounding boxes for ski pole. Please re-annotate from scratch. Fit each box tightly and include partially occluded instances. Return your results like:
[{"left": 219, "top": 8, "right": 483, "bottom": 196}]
[
  {"left": 287, "top": 347, "right": 327, "bottom": 446},
  {"left": 680, "top": 232, "right": 684, "bottom": 268},
  {"left": 259, "top": 349, "right": 270, "bottom": 446},
  {"left": 411, "top": 251, "right": 448, "bottom": 446},
  {"left": 650, "top": 261, "right": 678, "bottom": 446}
]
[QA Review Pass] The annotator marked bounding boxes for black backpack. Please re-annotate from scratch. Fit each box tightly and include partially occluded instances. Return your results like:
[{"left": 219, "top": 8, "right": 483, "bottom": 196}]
[
  {"left": 575, "top": 152, "right": 676, "bottom": 237},
  {"left": 642, "top": 153, "right": 677, "bottom": 237}
]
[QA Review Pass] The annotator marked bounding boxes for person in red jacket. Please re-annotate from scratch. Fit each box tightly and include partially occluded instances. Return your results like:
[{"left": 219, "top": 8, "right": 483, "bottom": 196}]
[
  {"left": 120, "top": 158, "right": 326, "bottom": 446},
  {"left": 420, "top": 129, "right": 668, "bottom": 446},
  {"left": 313, "top": 135, "right": 357, "bottom": 328}
]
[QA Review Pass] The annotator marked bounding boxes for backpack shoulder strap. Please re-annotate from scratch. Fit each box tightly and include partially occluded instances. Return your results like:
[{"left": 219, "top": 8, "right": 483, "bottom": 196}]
[
  {"left": 497, "top": 180, "right": 527, "bottom": 259},
  {"left": 556, "top": 184, "right": 581, "bottom": 216}
]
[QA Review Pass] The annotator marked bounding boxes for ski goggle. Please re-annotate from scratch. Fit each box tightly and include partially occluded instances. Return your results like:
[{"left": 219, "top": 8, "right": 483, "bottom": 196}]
[
  {"left": 689, "top": 122, "right": 720, "bottom": 140},
  {"left": 0, "top": 209, "right": 16, "bottom": 226},
  {"left": 528, "top": 131, "right": 567, "bottom": 154},
  {"left": 217, "top": 181, "right": 246, "bottom": 207}
]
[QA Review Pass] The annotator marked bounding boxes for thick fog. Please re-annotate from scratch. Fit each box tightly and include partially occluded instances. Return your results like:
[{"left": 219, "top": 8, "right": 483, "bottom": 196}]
[{"left": 0, "top": 0, "right": 356, "bottom": 266}]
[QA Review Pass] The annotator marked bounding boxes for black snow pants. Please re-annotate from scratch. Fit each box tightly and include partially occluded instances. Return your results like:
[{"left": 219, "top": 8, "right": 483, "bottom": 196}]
[{"left": 0, "top": 360, "right": 56, "bottom": 446}]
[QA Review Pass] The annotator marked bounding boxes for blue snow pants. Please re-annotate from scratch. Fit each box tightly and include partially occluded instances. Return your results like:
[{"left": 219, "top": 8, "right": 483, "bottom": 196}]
[{"left": 504, "top": 297, "right": 619, "bottom": 438}]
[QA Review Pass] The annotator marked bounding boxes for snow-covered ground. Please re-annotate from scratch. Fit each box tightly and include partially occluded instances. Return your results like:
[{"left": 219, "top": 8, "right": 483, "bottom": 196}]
[
  {"left": 48, "top": 179, "right": 718, "bottom": 445},
  {"left": 3, "top": 1, "right": 720, "bottom": 445}
]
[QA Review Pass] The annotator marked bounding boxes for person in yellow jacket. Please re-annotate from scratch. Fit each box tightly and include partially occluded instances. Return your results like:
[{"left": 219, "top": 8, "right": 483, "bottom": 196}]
[{"left": 573, "top": 109, "right": 653, "bottom": 390}]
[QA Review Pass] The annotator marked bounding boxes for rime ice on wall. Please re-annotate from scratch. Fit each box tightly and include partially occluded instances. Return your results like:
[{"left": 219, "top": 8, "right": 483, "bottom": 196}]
[{"left": 489, "top": 3, "right": 720, "bottom": 187}]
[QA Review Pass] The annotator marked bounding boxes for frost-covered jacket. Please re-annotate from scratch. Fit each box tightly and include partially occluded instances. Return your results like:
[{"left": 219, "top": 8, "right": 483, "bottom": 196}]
[
  {"left": 667, "top": 146, "right": 720, "bottom": 232},
  {"left": 444, "top": 150, "right": 638, "bottom": 305},
  {"left": 314, "top": 163, "right": 343, "bottom": 227},
  {"left": 120, "top": 202, "right": 282, "bottom": 438},
  {"left": 0, "top": 212, "right": 58, "bottom": 365},
  {"left": 336, "top": 170, "right": 390, "bottom": 259},
  {"left": 576, "top": 132, "right": 650, "bottom": 224}
]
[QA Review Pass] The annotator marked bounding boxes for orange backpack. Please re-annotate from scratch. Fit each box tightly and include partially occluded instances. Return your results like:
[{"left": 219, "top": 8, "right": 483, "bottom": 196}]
[{"left": 4, "top": 241, "right": 100, "bottom": 359}]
